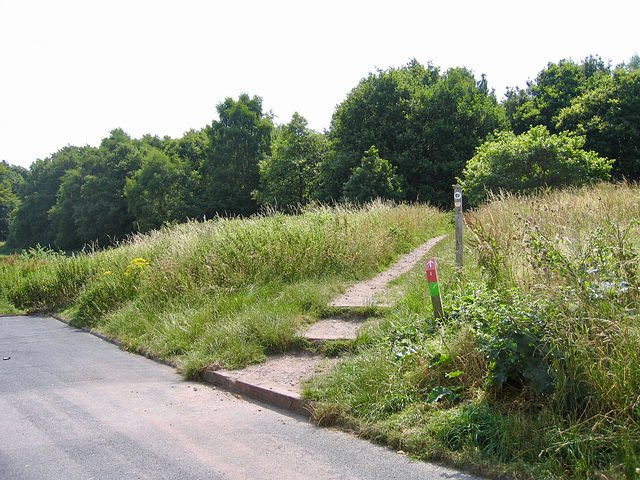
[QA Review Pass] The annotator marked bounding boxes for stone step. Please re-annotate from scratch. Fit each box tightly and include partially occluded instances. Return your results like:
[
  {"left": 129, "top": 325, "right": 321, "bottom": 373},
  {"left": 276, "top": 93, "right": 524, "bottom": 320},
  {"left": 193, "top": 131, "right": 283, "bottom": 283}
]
[
  {"left": 301, "top": 317, "right": 363, "bottom": 342},
  {"left": 204, "top": 351, "right": 337, "bottom": 417},
  {"left": 204, "top": 235, "right": 448, "bottom": 417}
]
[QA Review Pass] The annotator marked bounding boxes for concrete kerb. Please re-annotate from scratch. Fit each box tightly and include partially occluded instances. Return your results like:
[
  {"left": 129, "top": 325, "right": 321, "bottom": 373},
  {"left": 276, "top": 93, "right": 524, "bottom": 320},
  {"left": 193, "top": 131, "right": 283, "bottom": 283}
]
[{"left": 203, "top": 369, "right": 312, "bottom": 417}]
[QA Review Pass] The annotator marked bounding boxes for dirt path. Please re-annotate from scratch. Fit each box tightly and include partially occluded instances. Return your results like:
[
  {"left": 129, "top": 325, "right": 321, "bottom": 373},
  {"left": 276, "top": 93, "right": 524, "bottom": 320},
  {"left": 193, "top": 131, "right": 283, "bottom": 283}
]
[
  {"left": 329, "top": 234, "right": 448, "bottom": 307},
  {"left": 208, "top": 234, "right": 450, "bottom": 402}
]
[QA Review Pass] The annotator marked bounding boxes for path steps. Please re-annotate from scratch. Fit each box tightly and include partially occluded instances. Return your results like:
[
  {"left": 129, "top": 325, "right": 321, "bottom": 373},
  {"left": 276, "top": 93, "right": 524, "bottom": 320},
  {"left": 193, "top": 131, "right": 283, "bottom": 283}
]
[
  {"left": 204, "top": 319, "right": 361, "bottom": 417},
  {"left": 204, "top": 235, "right": 448, "bottom": 417}
]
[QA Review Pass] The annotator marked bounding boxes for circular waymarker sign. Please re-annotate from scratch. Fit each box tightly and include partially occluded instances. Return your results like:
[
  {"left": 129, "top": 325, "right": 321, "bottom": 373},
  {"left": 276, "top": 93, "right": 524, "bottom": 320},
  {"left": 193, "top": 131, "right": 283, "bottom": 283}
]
[{"left": 454, "top": 191, "right": 462, "bottom": 200}]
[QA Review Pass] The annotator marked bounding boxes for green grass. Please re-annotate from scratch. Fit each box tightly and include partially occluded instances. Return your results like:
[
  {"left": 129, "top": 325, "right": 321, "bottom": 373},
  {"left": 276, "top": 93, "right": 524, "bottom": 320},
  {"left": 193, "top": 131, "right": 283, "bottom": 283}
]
[
  {"left": 5, "top": 186, "right": 639, "bottom": 478},
  {"left": 0, "top": 201, "right": 449, "bottom": 377},
  {"left": 303, "top": 183, "right": 640, "bottom": 480}
]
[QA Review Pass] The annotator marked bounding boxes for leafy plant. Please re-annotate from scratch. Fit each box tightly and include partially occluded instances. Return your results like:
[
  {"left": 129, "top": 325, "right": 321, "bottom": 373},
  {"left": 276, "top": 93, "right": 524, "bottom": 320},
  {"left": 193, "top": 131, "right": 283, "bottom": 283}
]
[
  {"left": 448, "top": 288, "right": 555, "bottom": 393},
  {"left": 460, "top": 125, "right": 613, "bottom": 206}
]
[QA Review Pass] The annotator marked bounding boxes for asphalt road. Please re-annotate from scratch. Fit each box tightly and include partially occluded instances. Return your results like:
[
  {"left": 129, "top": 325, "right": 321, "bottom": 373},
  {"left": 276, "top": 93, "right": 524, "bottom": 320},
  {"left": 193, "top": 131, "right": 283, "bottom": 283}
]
[{"left": 0, "top": 315, "right": 483, "bottom": 480}]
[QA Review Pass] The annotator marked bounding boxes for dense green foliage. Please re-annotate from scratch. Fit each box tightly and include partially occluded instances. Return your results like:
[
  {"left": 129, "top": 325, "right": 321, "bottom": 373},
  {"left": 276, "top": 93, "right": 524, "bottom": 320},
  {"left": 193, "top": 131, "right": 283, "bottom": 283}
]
[
  {"left": 124, "top": 149, "right": 199, "bottom": 233},
  {"left": 557, "top": 64, "right": 640, "bottom": 179},
  {"left": 322, "top": 61, "right": 506, "bottom": 206},
  {"left": 460, "top": 126, "right": 613, "bottom": 205},
  {"left": 8, "top": 146, "right": 81, "bottom": 248},
  {"left": 0, "top": 161, "right": 25, "bottom": 240},
  {"left": 504, "top": 55, "right": 611, "bottom": 135},
  {"left": 506, "top": 55, "right": 640, "bottom": 180},
  {"left": 202, "top": 94, "right": 273, "bottom": 217},
  {"left": 2, "top": 55, "right": 639, "bottom": 251},
  {"left": 253, "top": 113, "right": 328, "bottom": 209},
  {"left": 341, "top": 146, "right": 403, "bottom": 203}
]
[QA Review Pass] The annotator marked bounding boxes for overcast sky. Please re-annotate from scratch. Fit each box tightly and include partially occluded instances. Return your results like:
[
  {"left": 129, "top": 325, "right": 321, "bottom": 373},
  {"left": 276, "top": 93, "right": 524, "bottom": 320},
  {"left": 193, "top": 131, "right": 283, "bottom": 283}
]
[{"left": 1, "top": 0, "right": 637, "bottom": 169}]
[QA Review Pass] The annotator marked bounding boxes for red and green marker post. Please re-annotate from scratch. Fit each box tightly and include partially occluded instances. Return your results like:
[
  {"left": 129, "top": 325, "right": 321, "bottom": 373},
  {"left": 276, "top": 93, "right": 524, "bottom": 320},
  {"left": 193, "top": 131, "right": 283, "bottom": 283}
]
[{"left": 425, "top": 258, "right": 444, "bottom": 319}]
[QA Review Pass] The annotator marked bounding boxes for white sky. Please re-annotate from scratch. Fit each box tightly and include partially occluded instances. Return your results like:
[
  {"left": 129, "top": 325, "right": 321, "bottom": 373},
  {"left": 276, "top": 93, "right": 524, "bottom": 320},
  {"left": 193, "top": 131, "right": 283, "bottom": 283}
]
[{"left": 1, "top": 0, "right": 638, "bottom": 169}]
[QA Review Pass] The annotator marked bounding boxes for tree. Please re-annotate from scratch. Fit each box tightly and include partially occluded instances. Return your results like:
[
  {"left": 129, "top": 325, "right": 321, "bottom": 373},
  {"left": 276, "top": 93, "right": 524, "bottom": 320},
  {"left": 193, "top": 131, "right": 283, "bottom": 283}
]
[
  {"left": 321, "top": 60, "right": 505, "bottom": 206},
  {"left": 319, "top": 60, "right": 435, "bottom": 202},
  {"left": 0, "top": 162, "right": 21, "bottom": 240},
  {"left": 403, "top": 67, "right": 506, "bottom": 204},
  {"left": 75, "top": 129, "right": 142, "bottom": 245},
  {"left": 201, "top": 94, "right": 272, "bottom": 217},
  {"left": 504, "top": 56, "right": 610, "bottom": 134},
  {"left": 125, "top": 148, "right": 200, "bottom": 232},
  {"left": 49, "top": 129, "right": 143, "bottom": 249},
  {"left": 342, "top": 146, "right": 402, "bottom": 203},
  {"left": 254, "top": 113, "right": 328, "bottom": 209},
  {"left": 164, "top": 128, "right": 208, "bottom": 172},
  {"left": 556, "top": 65, "right": 640, "bottom": 180},
  {"left": 7, "top": 146, "right": 81, "bottom": 248},
  {"left": 2, "top": 161, "right": 27, "bottom": 193},
  {"left": 460, "top": 126, "right": 613, "bottom": 205},
  {"left": 625, "top": 53, "right": 640, "bottom": 71},
  {"left": 48, "top": 167, "right": 84, "bottom": 250}
]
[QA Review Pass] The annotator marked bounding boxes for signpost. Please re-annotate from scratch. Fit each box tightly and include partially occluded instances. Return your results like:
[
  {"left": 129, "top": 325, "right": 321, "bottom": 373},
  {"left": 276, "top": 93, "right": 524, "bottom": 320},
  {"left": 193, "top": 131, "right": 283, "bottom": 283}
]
[
  {"left": 454, "top": 184, "right": 463, "bottom": 268},
  {"left": 425, "top": 258, "right": 444, "bottom": 319}
]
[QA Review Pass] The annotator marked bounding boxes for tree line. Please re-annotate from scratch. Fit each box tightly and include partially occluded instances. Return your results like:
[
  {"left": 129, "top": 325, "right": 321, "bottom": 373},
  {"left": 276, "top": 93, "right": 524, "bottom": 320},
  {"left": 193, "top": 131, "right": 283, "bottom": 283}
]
[{"left": 1, "top": 55, "right": 638, "bottom": 251}]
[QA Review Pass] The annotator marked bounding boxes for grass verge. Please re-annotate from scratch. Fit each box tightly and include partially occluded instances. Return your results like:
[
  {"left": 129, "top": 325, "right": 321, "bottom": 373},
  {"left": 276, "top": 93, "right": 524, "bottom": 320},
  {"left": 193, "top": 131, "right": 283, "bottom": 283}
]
[{"left": 303, "top": 183, "right": 640, "bottom": 480}]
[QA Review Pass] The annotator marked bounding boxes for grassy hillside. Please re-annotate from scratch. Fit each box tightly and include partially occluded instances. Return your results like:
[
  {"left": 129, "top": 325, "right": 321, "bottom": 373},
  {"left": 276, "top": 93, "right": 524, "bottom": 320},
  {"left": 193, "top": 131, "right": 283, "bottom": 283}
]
[
  {"left": 3, "top": 185, "right": 639, "bottom": 479},
  {"left": 304, "top": 183, "right": 640, "bottom": 479},
  {"left": 0, "top": 201, "right": 448, "bottom": 377}
]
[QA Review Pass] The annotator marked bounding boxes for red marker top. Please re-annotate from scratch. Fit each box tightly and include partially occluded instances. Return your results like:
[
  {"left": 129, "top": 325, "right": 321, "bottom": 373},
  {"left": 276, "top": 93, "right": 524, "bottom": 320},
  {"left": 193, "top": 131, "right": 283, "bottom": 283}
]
[{"left": 425, "top": 258, "right": 438, "bottom": 282}]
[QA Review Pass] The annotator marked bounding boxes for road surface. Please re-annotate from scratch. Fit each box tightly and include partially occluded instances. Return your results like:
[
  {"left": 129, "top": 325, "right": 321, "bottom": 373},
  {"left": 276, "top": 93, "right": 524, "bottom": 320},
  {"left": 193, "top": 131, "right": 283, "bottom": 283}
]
[{"left": 0, "top": 315, "right": 482, "bottom": 480}]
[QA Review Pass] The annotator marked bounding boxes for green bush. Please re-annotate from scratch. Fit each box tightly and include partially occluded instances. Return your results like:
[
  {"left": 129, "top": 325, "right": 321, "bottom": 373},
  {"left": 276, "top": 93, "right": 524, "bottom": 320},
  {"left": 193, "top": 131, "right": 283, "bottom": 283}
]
[
  {"left": 447, "top": 288, "right": 555, "bottom": 393},
  {"left": 460, "top": 126, "right": 613, "bottom": 206}
]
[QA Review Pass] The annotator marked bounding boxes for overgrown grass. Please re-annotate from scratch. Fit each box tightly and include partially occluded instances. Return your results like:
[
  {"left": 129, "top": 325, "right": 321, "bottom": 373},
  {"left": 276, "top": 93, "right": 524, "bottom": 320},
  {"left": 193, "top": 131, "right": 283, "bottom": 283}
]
[
  {"left": 0, "top": 201, "right": 448, "bottom": 377},
  {"left": 6, "top": 186, "right": 639, "bottom": 478},
  {"left": 303, "top": 183, "right": 640, "bottom": 480}
]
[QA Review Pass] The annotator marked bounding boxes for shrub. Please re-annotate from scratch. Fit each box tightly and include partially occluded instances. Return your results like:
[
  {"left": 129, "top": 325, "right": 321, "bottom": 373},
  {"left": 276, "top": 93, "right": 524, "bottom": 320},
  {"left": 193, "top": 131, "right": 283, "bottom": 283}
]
[
  {"left": 460, "top": 126, "right": 613, "bottom": 206},
  {"left": 447, "top": 288, "right": 555, "bottom": 394}
]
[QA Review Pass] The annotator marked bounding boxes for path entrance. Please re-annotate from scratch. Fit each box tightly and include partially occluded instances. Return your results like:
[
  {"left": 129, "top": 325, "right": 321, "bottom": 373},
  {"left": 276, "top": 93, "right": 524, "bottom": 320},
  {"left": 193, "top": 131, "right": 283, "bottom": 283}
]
[{"left": 205, "top": 235, "right": 448, "bottom": 415}]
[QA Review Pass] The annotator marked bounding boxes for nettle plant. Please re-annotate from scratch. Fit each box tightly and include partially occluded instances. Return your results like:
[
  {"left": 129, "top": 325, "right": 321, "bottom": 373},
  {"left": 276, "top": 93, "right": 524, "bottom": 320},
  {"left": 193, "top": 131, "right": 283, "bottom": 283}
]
[{"left": 447, "top": 288, "right": 555, "bottom": 394}]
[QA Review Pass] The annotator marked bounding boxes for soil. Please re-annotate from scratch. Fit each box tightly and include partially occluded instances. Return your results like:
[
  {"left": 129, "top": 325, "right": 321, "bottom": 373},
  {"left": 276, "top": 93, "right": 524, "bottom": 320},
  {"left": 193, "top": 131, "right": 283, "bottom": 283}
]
[
  {"left": 213, "top": 234, "right": 448, "bottom": 395},
  {"left": 302, "top": 316, "right": 363, "bottom": 341},
  {"left": 215, "top": 350, "right": 338, "bottom": 393}
]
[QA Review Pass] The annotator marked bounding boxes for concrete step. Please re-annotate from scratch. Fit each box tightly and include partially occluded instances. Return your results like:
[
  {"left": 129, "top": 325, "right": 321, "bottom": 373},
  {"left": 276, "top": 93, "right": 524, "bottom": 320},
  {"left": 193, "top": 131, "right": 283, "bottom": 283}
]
[
  {"left": 204, "top": 351, "right": 337, "bottom": 417},
  {"left": 204, "top": 318, "right": 361, "bottom": 417},
  {"left": 300, "top": 317, "right": 363, "bottom": 342}
]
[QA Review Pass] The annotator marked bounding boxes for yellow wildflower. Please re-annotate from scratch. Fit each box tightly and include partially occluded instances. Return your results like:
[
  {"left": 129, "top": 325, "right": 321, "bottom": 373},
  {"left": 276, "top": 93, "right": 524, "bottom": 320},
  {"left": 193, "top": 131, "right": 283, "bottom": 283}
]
[{"left": 125, "top": 257, "right": 150, "bottom": 276}]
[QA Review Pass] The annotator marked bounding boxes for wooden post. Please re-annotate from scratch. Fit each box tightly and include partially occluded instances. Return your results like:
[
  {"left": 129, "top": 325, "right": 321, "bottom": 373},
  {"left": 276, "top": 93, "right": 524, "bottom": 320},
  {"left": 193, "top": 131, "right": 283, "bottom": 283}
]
[
  {"left": 454, "top": 184, "right": 463, "bottom": 269},
  {"left": 425, "top": 258, "right": 444, "bottom": 319}
]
